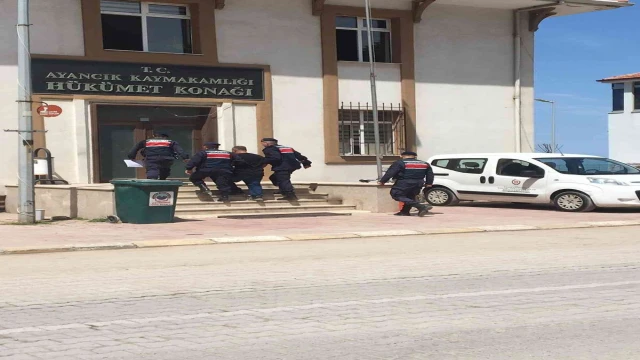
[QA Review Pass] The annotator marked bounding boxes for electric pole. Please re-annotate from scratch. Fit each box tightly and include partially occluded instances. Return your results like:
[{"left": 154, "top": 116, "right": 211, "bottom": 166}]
[{"left": 17, "top": 0, "right": 35, "bottom": 223}]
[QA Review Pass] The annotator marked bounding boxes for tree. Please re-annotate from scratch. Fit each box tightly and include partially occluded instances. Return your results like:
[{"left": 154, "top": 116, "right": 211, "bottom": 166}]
[{"left": 536, "top": 144, "right": 563, "bottom": 154}]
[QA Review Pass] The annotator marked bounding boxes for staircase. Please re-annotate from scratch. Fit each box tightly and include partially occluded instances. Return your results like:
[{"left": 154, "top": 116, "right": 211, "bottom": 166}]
[{"left": 175, "top": 184, "right": 357, "bottom": 218}]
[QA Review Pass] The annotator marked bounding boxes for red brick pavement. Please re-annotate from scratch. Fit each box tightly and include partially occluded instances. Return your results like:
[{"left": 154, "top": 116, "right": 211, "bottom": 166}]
[{"left": 1, "top": 204, "right": 638, "bottom": 249}]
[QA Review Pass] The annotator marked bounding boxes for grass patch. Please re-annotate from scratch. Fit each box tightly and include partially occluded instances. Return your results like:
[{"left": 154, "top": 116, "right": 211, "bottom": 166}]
[{"left": 0, "top": 221, "right": 53, "bottom": 226}]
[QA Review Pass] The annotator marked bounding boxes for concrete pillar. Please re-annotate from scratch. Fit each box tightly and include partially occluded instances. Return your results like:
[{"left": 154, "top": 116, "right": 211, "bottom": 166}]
[{"left": 217, "top": 103, "right": 235, "bottom": 150}]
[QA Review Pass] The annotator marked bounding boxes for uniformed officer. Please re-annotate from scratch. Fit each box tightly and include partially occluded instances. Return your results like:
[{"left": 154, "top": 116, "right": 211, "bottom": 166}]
[
  {"left": 185, "top": 142, "right": 235, "bottom": 202},
  {"left": 128, "top": 132, "right": 188, "bottom": 180},
  {"left": 378, "top": 151, "right": 434, "bottom": 217},
  {"left": 260, "top": 138, "right": 311, "bottom": 201}
]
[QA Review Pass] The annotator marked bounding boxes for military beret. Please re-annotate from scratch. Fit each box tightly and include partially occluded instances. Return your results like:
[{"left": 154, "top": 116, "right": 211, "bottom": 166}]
[
  {"left": 401, "top": 151, "right": 418, "bottom": 156},
  {"left": 155, "top": 132, "right": 170, "bottom": 138},
  {"left": 261, "top": 137, "right": 278, "bottom": 142},
  {"left": 204, "top": 142, "right": 220, "bottom": 147}
]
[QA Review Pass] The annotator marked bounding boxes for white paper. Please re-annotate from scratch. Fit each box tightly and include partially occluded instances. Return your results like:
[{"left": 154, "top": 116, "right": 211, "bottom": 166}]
[{"left": 124, "top": 160, "right": 144, "bottom": 168}]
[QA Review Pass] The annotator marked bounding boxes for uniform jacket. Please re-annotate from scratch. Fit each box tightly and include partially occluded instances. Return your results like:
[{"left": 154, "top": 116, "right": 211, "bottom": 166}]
[
  {"left": 186, "top": 149, "right": 236, "bottom": 172},
  {"left": 128, "top": 138, "right": 187, "bottom": 161},
  {"left": 380, "top": 158, "right": 435, "bottom": 185},
  {"left": 262, "top": 145, "right": 311, "bottom": 172}
]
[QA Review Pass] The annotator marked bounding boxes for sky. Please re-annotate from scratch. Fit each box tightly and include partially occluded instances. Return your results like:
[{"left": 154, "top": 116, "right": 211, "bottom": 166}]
[{"left": 534, "top": 3, "right": 639, "bottom": 157}]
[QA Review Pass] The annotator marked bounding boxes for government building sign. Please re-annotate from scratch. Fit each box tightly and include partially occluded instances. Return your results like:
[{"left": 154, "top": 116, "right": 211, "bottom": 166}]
[{"left": 31, "top": 59, "right": 265, "bottom": 100}]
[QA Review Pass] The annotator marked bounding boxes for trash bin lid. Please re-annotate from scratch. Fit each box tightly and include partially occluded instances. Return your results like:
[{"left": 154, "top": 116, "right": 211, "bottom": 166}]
[{"left": 110, "top": 179, "right": 184, "bottom": 186}]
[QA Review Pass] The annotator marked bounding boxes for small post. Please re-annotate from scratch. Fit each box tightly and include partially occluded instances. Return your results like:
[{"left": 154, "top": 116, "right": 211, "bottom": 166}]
[
  {"left": 17, "top": 0, "right": 35, "bottom": 223},
  {"left": 364, "top": 0, "right": 383, "bottom": 179}
]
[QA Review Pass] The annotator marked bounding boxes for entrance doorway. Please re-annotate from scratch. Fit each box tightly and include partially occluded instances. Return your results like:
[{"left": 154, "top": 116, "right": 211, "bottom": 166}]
[{"left": 95, "top": 104, "right": 217, "bottom": 182}]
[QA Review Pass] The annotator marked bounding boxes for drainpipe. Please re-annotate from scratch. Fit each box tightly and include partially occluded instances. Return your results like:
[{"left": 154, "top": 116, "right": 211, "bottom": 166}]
[{"left": 513, "top": 1, "right": 563, "bottom": 152}]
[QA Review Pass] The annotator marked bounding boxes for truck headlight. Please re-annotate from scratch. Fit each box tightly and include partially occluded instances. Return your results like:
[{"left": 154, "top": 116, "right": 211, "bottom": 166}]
[{"left": 587, "top": 178, "right": 629, "bottom": 186}]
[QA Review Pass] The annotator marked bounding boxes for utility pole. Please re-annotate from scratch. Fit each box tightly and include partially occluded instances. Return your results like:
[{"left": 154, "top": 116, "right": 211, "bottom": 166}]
[
  {"left": 535, "top": 98, "right": 556, "bottom": 152},
  {"left": 17, "top": 0, "right": 35, "bottom": 223},
  {"left": 364, "top": 0, "right": 383, "bottom": 179}
]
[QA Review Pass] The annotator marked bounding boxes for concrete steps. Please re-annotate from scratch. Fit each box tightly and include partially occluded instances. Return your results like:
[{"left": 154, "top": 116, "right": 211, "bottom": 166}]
[
  {"left": 177, "top": 199, "right": 342, "bottom": 208},
  {"left": 175, "top": 204, "right": 356, "bottom": 216},
  {"left": 174, "top": 184, "right": 357, "bottom": 218}
]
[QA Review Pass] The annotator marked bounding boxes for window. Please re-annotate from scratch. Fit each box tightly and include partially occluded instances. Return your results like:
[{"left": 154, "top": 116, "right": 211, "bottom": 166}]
[
  {"left": 431, "top": 158, "right": 487, "bottom": 174},
  {"left": 431, "top": 159, "right": 451, "bottom": 169},
  {"left": 634, "top": 82, "right": 640, "bottom": 110},
  {"left": 100, "top": 0, "right": 193, "bottom": 54},
  {"left": 612, "top": 83, "right": 625, "bottom": 112},
  {"left": 338, "top": 103, "right": 405, "bottom": 156},
  {"left": 497, "top": 159, "right": 545, "bottom": 177},
  {"left": 335, "top": 16, "right": 392, "bottom": 63},
  {"left": 534, "top": 157, "right": 640, "bottom": 175}
]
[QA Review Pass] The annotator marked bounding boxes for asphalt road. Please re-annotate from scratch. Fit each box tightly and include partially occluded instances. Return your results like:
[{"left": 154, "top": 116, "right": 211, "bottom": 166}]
[{"left": 1, "top": 227, "right": 640, "bottom": 359}]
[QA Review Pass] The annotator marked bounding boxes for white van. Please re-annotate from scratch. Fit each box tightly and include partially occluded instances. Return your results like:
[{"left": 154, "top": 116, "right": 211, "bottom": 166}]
[{"left": 423, "top": 153, "right": 640, "bottom": 212}]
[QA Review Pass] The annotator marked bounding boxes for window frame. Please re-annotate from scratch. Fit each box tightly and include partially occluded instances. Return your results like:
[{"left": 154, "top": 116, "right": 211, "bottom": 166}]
[
  {"left": 100, "top": 1, "right": 192, "bottom": 53},
  {"left": 612, "top": 83, "right": 625, "bottom": 112},
  {"left": 496, "top": 158, "right": 545, "bottom": 178},
  {"left": 533, "top": 157, "right": 640, "bottom": 175},
  {"left": 335, "top": 16, "right": 392, "bottom": 63},
  {"left": 431, "top": 158, "right": 488, "bottom": 174},
  {"left": 339, "top": 109, "right": 397, "bottom": 156}
]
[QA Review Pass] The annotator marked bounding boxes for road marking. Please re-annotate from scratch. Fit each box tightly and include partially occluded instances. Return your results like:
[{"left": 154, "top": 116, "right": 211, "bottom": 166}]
[{"left": 1, "top": 280, "right": 638, "bottom": 336}]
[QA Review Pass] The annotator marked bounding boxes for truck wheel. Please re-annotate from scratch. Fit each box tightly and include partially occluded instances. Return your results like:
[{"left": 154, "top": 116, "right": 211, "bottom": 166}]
[
  {"left": 425, "top": 187, "right": 457, "bottom": 206},
  {"left": 553, "top": 191, "right": 596, "bottom": 212}
]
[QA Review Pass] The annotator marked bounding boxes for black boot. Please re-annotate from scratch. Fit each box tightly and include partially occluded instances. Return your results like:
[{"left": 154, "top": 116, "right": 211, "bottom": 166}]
[
  {"left": 277, "top": 193, "right": 298, "bottom": 201},
  {"left": 218, "top": 195, "right": 230, "bottom": 202},
  {"left": 197, "top": 183, "right": 212, "bottom": 196},
  {"left": 394, "top": 204, "right": 412, "bottom": 216}
]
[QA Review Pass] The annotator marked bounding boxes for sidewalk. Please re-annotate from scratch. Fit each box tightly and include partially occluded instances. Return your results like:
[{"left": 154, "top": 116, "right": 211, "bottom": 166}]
[{"left": 1, "top": 204, "right": 639, "bottom": 254}]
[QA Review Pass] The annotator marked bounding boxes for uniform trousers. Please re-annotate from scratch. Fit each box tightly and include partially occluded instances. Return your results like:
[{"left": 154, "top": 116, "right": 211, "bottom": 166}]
[
  {"left": 390, "top": 179, "right": 425, "bottom": 209},
  {"left": 189, "top": 169, "right": 232, "bottom": 195},
  {"left": 145, "top": 159, "right": 174, "bottom": 180},
  {"left": 269, "top": 170, "right": 296, "bottom": 195}
]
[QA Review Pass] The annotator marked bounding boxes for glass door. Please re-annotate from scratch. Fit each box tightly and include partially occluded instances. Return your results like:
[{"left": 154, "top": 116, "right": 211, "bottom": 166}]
[
  {"left": 99, "top": 125, "right": 138, "bottom": 182},
  {"left": 95, "top": 104, "right": 212, "bottom": 182}
]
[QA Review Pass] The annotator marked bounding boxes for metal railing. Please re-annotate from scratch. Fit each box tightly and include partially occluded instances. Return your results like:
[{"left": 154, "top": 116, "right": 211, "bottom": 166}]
[{"left": 338, "top": 102, "right": 406, "bottom": 156}]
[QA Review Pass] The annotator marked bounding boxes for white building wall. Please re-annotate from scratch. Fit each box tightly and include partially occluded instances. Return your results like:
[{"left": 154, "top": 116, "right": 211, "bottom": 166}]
[
  {"left": 338, "top": 62, "right": 402, "bottom": 106},
  {"left": 0, "top": 0, "right": 84, "bottom": 194},
  {"left": 217, "top": 0, "right": 535, "bottom": 181},
  {"left": 215, "top": 0, "right": 377, "bottom": 181},
  {"left": 608, "top": 82, "right": 640, "bottom": 163},
  {"left": 414, "top": 4, "right": 534, "bottom": 159}
]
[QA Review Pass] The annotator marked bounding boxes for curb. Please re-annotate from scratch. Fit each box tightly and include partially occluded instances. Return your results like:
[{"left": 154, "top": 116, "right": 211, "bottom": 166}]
[{"left": 2, "top": 220, "right": 640, "bottom": 256}]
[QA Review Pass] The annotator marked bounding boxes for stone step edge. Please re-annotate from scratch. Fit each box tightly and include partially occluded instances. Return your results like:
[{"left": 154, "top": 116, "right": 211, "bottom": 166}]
[
  {"left": 176, "top": 199, "right": 339, "bottom": 205},
  {"left": 175, "top": 204, "right": 356, "bottom": 212},
  {"left": 2, "top": 220, "right": 639, "bottom": 256}
]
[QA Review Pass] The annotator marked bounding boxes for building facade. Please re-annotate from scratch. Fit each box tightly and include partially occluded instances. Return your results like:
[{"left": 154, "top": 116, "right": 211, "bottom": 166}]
[
  {"left": 599, "top": 72, "right": 640, "bottom": 164},
  {"left": 0, "top": 0, "right": 631, "bottom": 193}
]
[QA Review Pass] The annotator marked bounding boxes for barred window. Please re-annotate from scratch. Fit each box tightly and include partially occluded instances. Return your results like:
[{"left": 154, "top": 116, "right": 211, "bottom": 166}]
[{"left": 338, "top": 103, "right": 405, "bottom": 156}]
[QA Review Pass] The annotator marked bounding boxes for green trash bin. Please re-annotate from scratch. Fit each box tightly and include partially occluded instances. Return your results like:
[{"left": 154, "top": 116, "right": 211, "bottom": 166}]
[{"left": 110, "top": 179, "right": 184, "bottom": 224}]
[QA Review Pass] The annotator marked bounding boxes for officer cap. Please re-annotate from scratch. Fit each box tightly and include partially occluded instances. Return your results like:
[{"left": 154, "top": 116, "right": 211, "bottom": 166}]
[
  {"left": 204, "top": 141, "right": 220, "bottom": 148},
  {"left": 401, "top": 151, "right": 418, "bottom": 156},
  {"left": 261, "top": 137, "right": 278, "bottom": 142}
]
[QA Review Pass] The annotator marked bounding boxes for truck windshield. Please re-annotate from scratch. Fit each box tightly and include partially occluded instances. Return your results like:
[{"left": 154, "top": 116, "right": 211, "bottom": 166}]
[{"left": 534, "top": 157, "right": 640, "bottom": 175}]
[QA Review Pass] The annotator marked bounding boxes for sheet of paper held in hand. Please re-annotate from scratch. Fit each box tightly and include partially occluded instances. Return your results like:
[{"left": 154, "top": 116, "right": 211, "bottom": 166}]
[{"left": 124, "top": 160, "right": 144, "bottom": 168}]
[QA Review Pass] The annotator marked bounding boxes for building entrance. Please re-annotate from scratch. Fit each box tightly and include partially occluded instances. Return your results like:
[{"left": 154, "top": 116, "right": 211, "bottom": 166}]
[{"left": 95, "top": 104, "right": 217, "bottom": 182}]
